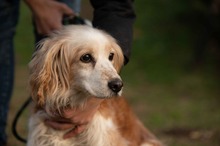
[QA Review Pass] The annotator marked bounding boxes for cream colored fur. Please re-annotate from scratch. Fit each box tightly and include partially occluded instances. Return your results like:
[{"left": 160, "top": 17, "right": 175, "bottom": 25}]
[{"left": 27, "top": 111, "right": 128, "bottom": 146}]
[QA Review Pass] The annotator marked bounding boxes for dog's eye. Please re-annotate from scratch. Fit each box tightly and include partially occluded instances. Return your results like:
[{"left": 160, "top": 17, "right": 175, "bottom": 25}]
[
  {"left": 109, "top": 53, "right": 114, "bottom": 61},
  {"left": 80, "top": 54, "right": 93, "bottom": 63}
]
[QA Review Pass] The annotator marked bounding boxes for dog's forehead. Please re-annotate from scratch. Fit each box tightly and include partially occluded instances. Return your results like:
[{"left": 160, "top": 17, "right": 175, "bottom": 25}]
[
  {"left": 68, "top": 26, "right": 109, "bottom": 41},
  {"left": 68, "top": 29, "right": 114, "bottom": 53}
]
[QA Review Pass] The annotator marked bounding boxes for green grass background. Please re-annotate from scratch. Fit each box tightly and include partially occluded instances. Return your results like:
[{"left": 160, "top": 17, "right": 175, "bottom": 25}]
[{"left": 7, "top": 0, "right": 220, "bottom": 146}]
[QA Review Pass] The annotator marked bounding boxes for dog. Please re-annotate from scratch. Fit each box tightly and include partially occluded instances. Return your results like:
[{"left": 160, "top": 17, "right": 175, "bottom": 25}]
[{"left": 27, "top": 25, "right": 163, "bottom": 146}]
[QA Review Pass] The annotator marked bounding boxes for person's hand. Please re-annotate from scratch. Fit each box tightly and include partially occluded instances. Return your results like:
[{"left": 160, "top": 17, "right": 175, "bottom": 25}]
[
  {"left": 24, "top": 0, "right": 74, "bottom": 35},
  {"left": 45, "top": 97, "right": 104, "bottom": 139}
]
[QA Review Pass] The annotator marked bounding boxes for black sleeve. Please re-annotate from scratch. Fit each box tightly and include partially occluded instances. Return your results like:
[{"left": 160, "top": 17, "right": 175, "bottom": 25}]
[{"left": 90, "top": 0, "right": 136, "bottom": 64}]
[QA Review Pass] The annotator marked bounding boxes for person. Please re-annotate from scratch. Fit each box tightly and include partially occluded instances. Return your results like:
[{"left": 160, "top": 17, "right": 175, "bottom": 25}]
[
  {"left": 0, "top": 0, "right": 20, "bottom": 145},
  {"left": 0, "top": 0, "right": 135, "bottom": 145}
]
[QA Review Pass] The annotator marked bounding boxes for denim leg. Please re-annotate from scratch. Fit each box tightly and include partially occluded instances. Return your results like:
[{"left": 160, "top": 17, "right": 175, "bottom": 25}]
[
  {"left": 0, "top": 38, "right": 14, "bottom": 146},
  {"left": 59, "top": 0, "right": 81, "bottom": 14},
  {"left": 0, "top": 0, "right": 19, "bottom": 145}
]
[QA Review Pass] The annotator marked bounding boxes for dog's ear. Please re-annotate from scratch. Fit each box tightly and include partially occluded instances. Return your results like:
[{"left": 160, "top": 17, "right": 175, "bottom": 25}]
[
  {"left": 111, "top": 42, "right": 124, "bottom": 73},
  {"left": 29, "top": 39, "right": 71, "bottom": 107}
]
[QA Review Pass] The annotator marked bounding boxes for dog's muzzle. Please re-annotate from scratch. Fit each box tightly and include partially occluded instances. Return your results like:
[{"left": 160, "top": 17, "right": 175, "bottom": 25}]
[{"left": 108, "top": 78, "right": 123, "bottom": 93}]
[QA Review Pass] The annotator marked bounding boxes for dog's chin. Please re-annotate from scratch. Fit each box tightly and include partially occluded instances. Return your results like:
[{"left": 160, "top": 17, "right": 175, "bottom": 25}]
[
  {"left": 92, "top": 91, "right": 122, "bottom": 99},
  {"left": 82, "top": 87, "right": 123, "bottom": 99}
]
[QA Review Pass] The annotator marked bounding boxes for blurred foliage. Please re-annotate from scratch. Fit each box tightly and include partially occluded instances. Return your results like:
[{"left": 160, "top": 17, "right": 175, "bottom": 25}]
[
  {"left": 14, "top": 2, "right": 34, "bottom": 65},
  {"left": 125, "top": 0, "right": 220, "bottom": 84}
]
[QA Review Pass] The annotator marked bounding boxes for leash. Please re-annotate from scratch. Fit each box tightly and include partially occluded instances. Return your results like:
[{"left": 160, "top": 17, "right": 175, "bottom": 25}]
[{"left": 12, "top": 97, "right": 32, "bottom": 143}]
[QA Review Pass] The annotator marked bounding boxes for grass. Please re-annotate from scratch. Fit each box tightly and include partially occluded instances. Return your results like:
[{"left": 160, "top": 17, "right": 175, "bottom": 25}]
[{"left": 6, "top": 0, "right": 220, "bottom": 146}]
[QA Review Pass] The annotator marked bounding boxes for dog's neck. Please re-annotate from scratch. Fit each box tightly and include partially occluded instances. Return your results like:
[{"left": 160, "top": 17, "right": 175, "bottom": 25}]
[{"left": 41, "top": 89, "right": 91, "bottom": 117}]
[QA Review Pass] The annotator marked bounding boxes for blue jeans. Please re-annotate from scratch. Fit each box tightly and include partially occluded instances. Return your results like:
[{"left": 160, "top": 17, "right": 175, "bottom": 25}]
[{"left": 0, "top": 0, "right": 19, "bottom": 145}]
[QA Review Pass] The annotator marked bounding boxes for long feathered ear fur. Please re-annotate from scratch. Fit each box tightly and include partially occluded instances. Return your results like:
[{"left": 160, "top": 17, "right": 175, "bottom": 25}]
[
  {"left": 99, "top": 30, "right": 125, "bottom": 73},
  {"left": 29, "top": 38, "right": 71, "bottom": 107},
  {"left": 111, "top": 42, "right": 124, "bottom": 73}
]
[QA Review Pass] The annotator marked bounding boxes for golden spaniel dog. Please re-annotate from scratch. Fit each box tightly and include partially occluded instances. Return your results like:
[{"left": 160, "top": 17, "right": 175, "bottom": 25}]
[{"left": 28, "top": 25, "right": 163, "bottom": 146}]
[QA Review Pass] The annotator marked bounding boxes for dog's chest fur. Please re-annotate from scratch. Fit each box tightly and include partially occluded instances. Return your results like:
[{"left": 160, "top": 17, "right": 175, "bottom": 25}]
[{"left": 27, "top": 111, "right": 128, "bottom": 146}]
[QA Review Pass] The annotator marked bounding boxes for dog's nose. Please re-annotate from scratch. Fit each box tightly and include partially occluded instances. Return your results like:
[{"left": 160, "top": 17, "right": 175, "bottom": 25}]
[{"left": 108, "top": 78, "right": 123, "bottom": 93}]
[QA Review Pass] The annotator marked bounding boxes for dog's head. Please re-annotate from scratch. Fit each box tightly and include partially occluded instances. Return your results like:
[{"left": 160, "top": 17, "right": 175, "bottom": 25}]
[{"left": 29, "top": 25, "right": 124, "bottom": 109}]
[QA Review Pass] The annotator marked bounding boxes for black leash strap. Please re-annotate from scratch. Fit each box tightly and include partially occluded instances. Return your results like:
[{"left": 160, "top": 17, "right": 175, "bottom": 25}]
[{"left": 12, "top": 97, "right": 32, "bottom": 143}]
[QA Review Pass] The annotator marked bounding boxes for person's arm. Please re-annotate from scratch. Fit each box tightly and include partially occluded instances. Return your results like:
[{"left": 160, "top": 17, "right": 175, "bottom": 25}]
[
  {"left": 90, "top": 0, "right": 136, "bottom": 64},
  {"left": 24, "top": 0, "right": 74, "bottom": 35}
]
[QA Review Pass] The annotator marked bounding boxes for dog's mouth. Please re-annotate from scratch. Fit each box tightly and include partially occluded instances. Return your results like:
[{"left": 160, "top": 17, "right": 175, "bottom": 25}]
[
  {"left": 95, "top": 91, "right": 122, "bottom": 99},
  {"left": 74, "top": 78, "right": 123, "bottom": 99}
]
